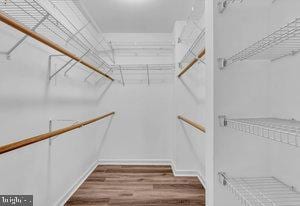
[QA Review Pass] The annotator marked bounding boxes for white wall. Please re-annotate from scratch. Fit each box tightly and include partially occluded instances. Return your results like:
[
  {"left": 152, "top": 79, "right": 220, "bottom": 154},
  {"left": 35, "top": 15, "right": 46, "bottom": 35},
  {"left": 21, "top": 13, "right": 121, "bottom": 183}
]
[
  {"left": 0, "top": 20, "right": 113, "bottom": 206},
  {"left": 96, "top": 33, "right": 174, "bottom": 163},
  {"left": 97, "top": 83, "right": 174, "bottom": 162},
  {"left": 172, "top": 20, "right": 206, "bottom": 184},
  {"left": 212, "top": 0, "right": 300, "bottom": 205},
  {"left": 0, "top": 4, "right": 176, "bottom": 205},
  {"left": 267, "top": 0, "right": 300, "bottom": 192}
]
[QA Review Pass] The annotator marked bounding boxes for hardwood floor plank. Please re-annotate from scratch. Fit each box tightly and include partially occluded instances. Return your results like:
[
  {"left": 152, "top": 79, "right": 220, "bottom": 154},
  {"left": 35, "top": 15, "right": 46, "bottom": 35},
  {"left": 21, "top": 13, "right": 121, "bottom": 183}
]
[{"left": 66, "top": 165, "right": 205, "bottom": 206}]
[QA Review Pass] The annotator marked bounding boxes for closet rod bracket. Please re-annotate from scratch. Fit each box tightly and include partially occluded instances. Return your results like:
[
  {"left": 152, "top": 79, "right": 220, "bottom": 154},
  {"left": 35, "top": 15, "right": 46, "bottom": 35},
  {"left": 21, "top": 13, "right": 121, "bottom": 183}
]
[
  {"left": 48, "top": 119, "right": 78, "bottom": 145},
  {"left": 146, "top": 64, "right": 150, "bottom": 86},
  {"left": 49, "top": 58, "right": 73, "bottom": 81}
]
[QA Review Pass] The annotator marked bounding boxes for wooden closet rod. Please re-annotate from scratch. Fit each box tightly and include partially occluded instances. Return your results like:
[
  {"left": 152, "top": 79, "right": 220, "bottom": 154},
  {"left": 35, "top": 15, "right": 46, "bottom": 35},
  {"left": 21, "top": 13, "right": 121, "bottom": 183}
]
[
  {"left": 0, "top": 13, "right": 114, "bottom": 81},
  {"left": 0, "top": 112, "right": 115, "bottom": 155},
  {"left": 178, "top": 48, "right": 205, "bottom": 78},
  {"left": 178, "top": 115, "right": 206, "bottom": 133}
]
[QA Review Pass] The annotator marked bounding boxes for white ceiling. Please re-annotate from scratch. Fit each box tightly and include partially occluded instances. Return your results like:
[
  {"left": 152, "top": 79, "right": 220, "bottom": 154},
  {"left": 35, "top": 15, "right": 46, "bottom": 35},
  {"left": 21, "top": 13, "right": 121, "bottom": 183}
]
[{"left": 79, "top": 0, "right": 195, "bottom": 33}]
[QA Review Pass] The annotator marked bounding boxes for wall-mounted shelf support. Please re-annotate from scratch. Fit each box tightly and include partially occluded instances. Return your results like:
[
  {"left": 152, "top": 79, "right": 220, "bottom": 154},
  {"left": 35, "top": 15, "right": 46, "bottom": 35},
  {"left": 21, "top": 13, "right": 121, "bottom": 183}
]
[
  {"left": 111, "top": 64, "right": 174, "bottom": 85},
  {"left": 109, "top": 41, "right": 115, "bottom": 64},
  {"left": 0, "top": 112, "right": 115, "bottom": 155},
  {"left": 0, "top": 13, "right": 49, "bottom": 59},
  {"left": 95, "top": 68, "right": 114, "bottom": 86}
]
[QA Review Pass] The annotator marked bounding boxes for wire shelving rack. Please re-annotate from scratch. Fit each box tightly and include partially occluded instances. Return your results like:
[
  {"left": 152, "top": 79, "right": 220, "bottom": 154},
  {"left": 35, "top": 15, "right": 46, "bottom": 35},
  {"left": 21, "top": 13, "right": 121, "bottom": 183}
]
[
  {"left": 111, "top": 64, "right": 174, "bottom": 86},
  {"left": 219, "top": 116, "right": 300, "bottom": 147},
  {"left": 0, "top": 0, "right": 113, "bottom": 82},
  {"left": 110, "top": 41, "right": 174, "bottom": 57},
  {"left": 179, "top": 0, "right": 204, "bottom": 45},
  {"left": 180, "top": 28, "right": 205, "bottom": 68},
  {"left": 219, "top": 18, "right": 300, "bottom": 69},
  {"left": 218, "top": 172, "right": 300, "bottom": 206},
  {"left": 48, "top": 0, "right": 114, "bottom": 64}
]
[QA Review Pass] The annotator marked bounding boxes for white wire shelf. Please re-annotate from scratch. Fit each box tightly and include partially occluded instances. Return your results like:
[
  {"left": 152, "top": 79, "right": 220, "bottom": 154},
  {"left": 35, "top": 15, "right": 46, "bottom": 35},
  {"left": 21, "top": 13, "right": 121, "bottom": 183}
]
[
  {"left": 219, "top": 116, "right": 300, "bottom": 147},
  {"left": 179, "top": 0, "right": 204, "bottom": 44},
  {"left": 219, "top": 18, "right": 300, "bottom": 69},
  {"left": 48, "top": 0, "right": 114, "bottom": 64},
  {"left": 0, "top": 0, "right": 113, "bottom": 81},
  {"left": 108, "top": 41, "right": 174, "bottom": 57},
  {"left": 180, "top": 28, "right": 205, "bottom": 68},
  {"left": 218, "top": 172, "right": 300, "bottom": 206},
  {"left": 111, "top": 64, "right": 174, "bottom": 86}
]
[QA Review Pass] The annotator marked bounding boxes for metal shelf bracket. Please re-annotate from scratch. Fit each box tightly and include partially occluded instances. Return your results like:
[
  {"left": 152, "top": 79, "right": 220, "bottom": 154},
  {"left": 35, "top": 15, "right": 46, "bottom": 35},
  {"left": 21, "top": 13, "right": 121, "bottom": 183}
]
[
  {"left": 218, "top": 58, "right": 227, "bottom": 70},
  {"left": 49, "top": 58, "right": 73, "bottom": 81},
  {"left": 218, "top": 0, "right": 229, "bottom": 13},
  {"left": 218, "top": 115, "right": 227, "bottom": 127},
  {"left": 1, "top": 13, "right": 49, "bottom": 59},
  {"left": 218, "top": 172, "right": 227, "bottom": 186}
]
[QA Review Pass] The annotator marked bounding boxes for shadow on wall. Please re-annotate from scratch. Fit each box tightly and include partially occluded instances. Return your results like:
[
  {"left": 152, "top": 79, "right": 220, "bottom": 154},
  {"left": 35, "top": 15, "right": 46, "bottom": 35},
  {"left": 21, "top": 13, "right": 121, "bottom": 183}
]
[
  {"left": 97, "top": 81, "right": 114, "bottom": 104},
  {"left": 97, "top": 115, "right": 114, "bottom": 158},
  {"left": 44, "top": 114, "right": 115, "bottom": 204},
  {"left": 0, "top": 65, "right": 116, "bottom": 108},
  {"left": 179, "top": 78, "right": 204, "bottom": 105},
  {"left": 179, "top": 121, "right": 205, "bottom": 172}
]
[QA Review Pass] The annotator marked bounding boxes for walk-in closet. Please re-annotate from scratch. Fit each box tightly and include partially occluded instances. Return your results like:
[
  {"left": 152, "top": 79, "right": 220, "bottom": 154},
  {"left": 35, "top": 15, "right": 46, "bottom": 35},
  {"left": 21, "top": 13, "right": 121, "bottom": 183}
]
[{"left": 0, "top": 0, "right": 299, "bottom": 205}]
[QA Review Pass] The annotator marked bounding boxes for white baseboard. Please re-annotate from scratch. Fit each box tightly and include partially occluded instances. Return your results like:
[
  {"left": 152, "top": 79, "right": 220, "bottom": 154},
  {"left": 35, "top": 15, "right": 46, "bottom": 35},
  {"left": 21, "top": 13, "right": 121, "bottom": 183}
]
[
  {"left": 56, "top": 159, "right": 206, "bottom": 205},
  {"left": 98, "top": 158, "right": 173, "bottom": 165},
  {"left": 99, "top": 159, "right": 206, "bottom": 188},
  {"left": 170, "top": 161, "right": 206, "bottom": 188},
  {"left": 55, "top": 160, "right": 98, "bottom": 206}
]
